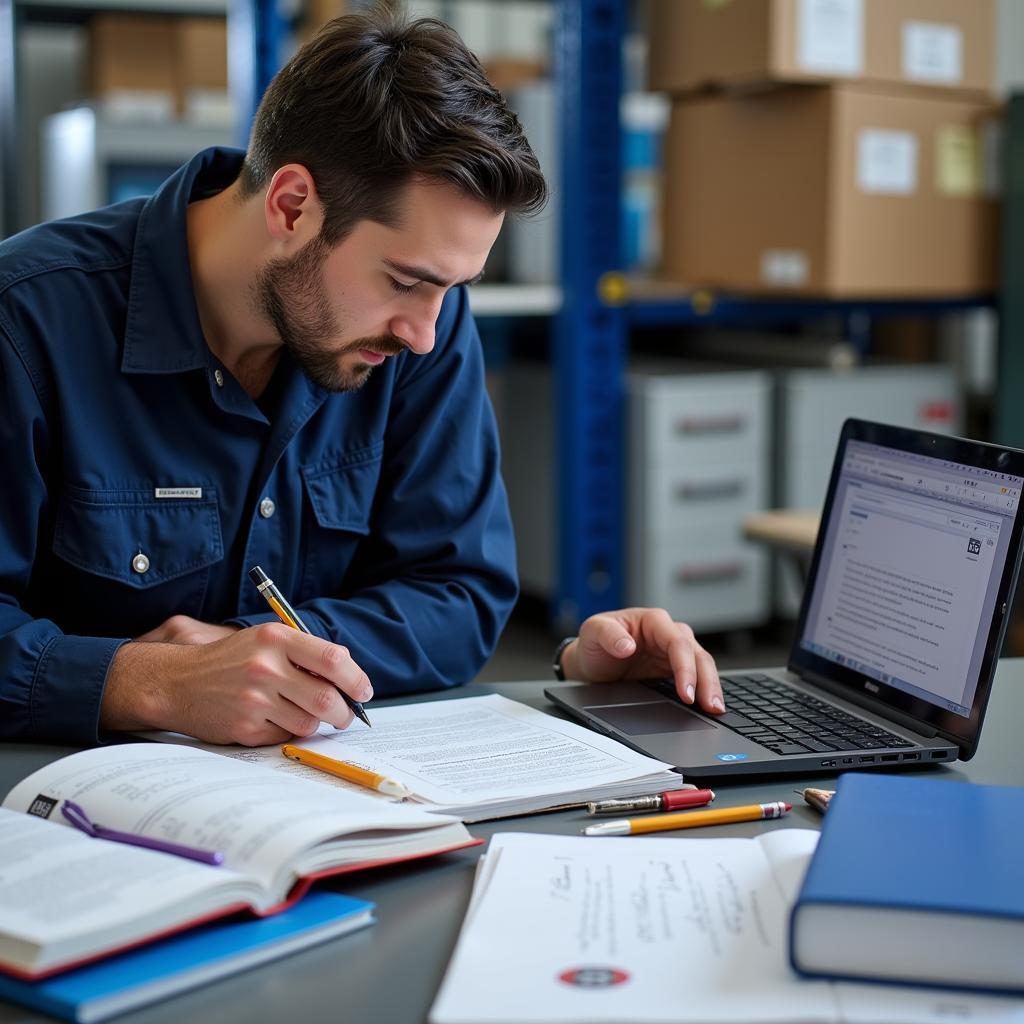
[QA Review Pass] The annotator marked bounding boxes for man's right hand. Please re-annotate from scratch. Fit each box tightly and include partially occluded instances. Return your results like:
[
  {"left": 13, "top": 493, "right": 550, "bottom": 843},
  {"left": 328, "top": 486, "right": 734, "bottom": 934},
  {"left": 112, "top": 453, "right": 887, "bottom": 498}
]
[{"left": 100, "top": 623, "right": 373, "bottom": 745}]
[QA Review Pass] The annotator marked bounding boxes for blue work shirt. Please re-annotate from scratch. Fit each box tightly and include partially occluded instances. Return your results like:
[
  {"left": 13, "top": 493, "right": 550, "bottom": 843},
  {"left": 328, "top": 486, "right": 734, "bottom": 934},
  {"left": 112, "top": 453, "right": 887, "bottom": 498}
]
[{"left": 0, "top": 147, "right": 518, "bottom": 744}]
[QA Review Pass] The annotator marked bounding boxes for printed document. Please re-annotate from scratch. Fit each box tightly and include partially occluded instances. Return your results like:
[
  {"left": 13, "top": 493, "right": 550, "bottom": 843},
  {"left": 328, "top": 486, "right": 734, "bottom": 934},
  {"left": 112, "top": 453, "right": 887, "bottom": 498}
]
[
  {"left": 430, "top": 831, "right": 1024, "bottom": 1024},
  {"left": 152, "top": 694, "right": 684, "bottom": 821}
]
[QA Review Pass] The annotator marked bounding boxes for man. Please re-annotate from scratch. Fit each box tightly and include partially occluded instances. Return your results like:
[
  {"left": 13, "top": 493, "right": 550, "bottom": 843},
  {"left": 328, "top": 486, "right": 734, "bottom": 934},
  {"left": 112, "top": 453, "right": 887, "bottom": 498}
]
[{"left": 0, "top": 7, "right": 721, "bottom": 746}]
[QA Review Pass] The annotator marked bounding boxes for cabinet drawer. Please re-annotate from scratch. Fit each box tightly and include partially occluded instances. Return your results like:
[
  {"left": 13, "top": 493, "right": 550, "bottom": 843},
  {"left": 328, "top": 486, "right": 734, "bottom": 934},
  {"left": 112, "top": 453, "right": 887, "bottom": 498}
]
[
  {"left": 629, "top": 530, "right": 769, "bottom": 632},
  {"left": 634, "top": 459, "right": 767, "bottom": 535},
  {"left": 630, "top": 374, "right": 770, "bottom": 468}
]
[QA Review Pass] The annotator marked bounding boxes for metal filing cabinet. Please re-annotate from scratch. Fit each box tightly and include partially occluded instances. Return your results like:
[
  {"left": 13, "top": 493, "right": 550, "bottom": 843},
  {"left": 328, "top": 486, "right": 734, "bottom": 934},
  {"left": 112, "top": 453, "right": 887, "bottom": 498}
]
[
  {"left": 775, "top": 363, "right": 962, "bottom": 614},
  {"left": 777, "top": 364, "right": 961, "bottom": 510},
  {"left": 627, "top": 365, "right": 772, "bottom": 631},
  {"left": 501, "top": 362, "right": 772, "bottom": 631}
]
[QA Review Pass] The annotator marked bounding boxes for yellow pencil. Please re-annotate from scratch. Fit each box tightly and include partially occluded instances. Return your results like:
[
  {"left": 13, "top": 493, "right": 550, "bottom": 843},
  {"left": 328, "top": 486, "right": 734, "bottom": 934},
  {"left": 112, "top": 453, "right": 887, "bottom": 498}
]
[
  {"left": 281, "top": 744, "right": 411, "bottom": 799},
  {"left": 583, "top": 800, "right": 792, "bottom": 836}
]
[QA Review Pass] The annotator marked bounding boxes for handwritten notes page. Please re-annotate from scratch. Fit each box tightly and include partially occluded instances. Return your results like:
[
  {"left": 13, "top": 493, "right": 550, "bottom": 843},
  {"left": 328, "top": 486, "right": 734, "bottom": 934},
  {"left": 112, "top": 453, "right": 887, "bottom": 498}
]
[
  {"left": 430, "top": 831, "right": 1024, "bottom": 1024},
  {"left": 155, "top": 695, "right": 684, "bottom": 821}
]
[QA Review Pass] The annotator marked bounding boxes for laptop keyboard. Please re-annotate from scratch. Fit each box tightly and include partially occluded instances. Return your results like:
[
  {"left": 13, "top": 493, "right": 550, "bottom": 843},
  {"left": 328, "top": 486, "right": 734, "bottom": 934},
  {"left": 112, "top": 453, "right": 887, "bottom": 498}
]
[{"left": 655, "top": 673, "right": 915, "bottom": 755}]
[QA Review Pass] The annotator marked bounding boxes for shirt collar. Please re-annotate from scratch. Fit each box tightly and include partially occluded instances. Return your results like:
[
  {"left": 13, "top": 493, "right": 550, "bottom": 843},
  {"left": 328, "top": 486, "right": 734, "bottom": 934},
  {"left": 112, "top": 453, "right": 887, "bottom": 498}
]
[{"left": 121, "top": 147, "right": 245, "bottom": 375}]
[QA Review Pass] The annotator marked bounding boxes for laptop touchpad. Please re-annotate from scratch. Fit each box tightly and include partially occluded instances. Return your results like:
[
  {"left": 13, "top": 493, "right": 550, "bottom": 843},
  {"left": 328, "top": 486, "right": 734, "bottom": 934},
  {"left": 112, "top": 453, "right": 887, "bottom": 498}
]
[{"left": 585, "top": 701, "right": 717, "bottom": 736}]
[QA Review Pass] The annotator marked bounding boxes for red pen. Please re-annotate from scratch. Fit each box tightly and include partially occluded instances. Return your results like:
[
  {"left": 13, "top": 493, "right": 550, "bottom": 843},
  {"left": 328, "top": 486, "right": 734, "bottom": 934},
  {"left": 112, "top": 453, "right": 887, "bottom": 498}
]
[{"left": 586, "top": 787, "right": 715, "bottom": 816}]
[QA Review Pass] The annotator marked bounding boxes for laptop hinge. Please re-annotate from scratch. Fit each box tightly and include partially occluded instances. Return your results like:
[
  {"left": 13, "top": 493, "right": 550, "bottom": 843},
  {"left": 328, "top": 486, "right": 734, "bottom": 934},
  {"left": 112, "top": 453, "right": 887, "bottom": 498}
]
[{"left": 794, "top": 668, "right": 939, "bottom": 739}]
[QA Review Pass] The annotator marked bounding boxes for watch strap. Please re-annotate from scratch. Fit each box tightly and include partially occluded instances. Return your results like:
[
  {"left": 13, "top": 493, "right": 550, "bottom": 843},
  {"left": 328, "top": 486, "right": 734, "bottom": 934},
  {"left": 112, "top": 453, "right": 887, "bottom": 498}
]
[{"left": 551, "top": 636, "right": 577, "bottom": 681}]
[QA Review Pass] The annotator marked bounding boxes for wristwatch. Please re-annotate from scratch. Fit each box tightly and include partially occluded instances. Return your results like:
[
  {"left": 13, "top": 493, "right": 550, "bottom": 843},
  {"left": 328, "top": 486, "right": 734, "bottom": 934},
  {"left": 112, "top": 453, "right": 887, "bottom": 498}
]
[{"left": 551, "top": 636, "right": 577, "bottom": 681}]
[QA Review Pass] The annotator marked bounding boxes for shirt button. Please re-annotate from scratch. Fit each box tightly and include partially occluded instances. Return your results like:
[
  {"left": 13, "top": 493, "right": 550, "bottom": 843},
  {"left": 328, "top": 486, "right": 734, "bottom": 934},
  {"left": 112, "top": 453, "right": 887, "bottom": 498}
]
[
  {"left": 132, "top": 552, "right": 150, "bottom": 574},
  {"left": 214, "top": 369, "right": 224, "bottom": 387},
  {"left": 259, "top": 497, "right": 276, "bottom": 519}
]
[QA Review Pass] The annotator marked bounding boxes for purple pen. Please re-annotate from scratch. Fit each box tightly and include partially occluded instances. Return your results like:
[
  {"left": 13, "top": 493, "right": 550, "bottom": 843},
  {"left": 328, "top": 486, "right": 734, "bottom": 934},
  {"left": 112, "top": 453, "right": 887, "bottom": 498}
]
[{"left": 61, "top": 800, "right": 225, "bottom": 866}]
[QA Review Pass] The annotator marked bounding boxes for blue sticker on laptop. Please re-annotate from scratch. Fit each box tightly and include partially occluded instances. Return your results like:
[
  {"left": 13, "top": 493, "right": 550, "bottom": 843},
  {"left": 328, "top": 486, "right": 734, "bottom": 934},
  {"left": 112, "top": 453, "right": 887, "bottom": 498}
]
[{"left": 714, "top": 752, "right": 749, "bottom": 762}]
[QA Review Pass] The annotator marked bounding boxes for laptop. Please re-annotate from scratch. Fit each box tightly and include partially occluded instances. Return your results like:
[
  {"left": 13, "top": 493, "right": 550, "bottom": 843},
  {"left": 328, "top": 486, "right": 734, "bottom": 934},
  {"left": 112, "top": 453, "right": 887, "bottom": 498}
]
[{"left": 546, "top": 418, "right": 1024, "bottom": 778}]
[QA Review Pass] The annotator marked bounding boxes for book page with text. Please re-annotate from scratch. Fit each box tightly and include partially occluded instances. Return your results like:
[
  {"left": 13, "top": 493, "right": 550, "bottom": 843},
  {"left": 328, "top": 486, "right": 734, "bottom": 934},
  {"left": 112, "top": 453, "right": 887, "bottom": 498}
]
[
  {"left": 2, "top": 744, "right": 460, "bottom": 905},
  {"left": 0, "top": 808, "right": 251, "bottom": 972}
]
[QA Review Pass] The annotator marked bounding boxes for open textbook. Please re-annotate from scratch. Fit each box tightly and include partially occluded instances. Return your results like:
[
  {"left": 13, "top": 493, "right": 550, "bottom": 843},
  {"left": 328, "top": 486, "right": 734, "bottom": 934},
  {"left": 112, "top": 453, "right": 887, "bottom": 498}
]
[
  {"left": 0, "top": 744, "right": 474, "bottom": 979},
  {"left": 152, "top": 694, "right": 685, "bottom": 822},
  {"left": 430, "top": 831, "right": 1024, "bottom": 1024}
]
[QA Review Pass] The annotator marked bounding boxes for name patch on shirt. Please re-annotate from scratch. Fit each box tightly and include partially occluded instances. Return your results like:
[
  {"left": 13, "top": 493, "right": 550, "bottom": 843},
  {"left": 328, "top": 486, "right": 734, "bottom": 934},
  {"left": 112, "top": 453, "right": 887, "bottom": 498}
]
[{"left": 154, "top": 487, "right": 203, "bottom": 499}]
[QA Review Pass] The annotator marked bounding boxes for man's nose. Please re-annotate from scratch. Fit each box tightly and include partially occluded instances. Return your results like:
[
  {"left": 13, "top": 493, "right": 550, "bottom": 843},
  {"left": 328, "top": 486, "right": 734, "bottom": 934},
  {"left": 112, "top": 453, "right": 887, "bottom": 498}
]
[{"left": 389, "top": 295, "right": 442, "bottom": 356}]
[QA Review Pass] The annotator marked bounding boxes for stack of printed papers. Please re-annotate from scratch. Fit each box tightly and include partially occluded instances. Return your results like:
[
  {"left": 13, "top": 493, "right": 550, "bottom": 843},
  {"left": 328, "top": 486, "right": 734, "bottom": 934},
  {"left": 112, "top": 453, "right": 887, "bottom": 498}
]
[{"left": 155, "top": 694, "right": 687, "bottom": 822}]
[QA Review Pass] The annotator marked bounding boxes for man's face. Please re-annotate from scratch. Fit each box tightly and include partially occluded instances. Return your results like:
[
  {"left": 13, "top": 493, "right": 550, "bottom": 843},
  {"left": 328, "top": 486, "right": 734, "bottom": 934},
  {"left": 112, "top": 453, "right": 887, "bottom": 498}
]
[{"left": 255, "top": 178, "right": 504, "bottom": 392}]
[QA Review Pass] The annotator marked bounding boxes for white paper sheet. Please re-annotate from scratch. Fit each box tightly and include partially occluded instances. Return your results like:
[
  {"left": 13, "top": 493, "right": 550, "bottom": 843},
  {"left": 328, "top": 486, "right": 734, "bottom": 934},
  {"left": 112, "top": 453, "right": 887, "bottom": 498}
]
[
  {"left": 151, "top": 695, "right": 680, "bottom": 819},
  {"left": 431, "top": 831, "right": 1024, "bottom": 1024},
  {"left": 431, "top": 830, "right": 833, "bottom": 1024}
]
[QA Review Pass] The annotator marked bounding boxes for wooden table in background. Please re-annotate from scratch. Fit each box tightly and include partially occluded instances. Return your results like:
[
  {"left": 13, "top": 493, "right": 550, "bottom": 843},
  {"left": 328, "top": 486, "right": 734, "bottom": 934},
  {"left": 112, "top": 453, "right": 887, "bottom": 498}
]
[{"left": 743, "top": 509, "right": 821, "bottom": 584}]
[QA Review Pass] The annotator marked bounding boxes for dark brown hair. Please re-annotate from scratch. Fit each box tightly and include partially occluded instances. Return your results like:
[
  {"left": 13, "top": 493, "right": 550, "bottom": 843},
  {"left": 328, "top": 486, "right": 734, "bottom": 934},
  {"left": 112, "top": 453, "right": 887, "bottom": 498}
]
[{"left": 238, "top": 4, "right": 548, "bottom": 244}]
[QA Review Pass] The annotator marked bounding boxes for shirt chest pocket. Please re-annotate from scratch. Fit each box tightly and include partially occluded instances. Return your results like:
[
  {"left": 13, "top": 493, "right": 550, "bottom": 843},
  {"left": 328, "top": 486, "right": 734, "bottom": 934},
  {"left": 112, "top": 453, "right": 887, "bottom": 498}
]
[
  {"left": 51, "top": 487, "right": 224, "bottom": 636},
  {"left": 299, "top": 442, "right": 383, "bottom": 595}
]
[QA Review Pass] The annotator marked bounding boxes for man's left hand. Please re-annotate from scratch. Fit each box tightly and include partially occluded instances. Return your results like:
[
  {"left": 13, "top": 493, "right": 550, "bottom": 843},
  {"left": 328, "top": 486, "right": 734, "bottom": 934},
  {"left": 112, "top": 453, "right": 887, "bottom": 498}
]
[
  {"left": 136, "top": 616, "right": 241, "bottom": 646},
  {"left": 559, "top": 608, "right": 724, "bottom": 714}
]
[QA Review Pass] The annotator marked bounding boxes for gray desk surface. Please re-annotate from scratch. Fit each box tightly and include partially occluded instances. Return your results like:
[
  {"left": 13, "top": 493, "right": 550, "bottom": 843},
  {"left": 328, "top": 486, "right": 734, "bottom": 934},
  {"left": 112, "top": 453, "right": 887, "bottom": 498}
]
[{"left": 2, "top": 662, "right": 1023, "bottom": 1024}]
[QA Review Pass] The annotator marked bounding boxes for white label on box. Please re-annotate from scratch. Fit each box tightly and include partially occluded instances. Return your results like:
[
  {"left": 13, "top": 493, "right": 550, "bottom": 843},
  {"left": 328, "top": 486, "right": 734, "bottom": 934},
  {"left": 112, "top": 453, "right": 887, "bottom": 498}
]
[
  {"left": 797, "top": 0, "right": 864, "bottom": 76},
  {"left": 760, "top": 250, "right": 810, "bottom": 287},
  {"left": 902, "top": 21, "right": 963, "bottom": 84},
  {"left": 856, "top": 129, "right": 918, "bottom": 195}
]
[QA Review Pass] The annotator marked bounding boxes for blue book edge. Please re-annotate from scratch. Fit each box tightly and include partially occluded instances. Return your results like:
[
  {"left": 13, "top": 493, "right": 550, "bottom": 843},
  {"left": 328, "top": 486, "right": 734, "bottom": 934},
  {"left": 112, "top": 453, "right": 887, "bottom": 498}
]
[
  {"left": 0, "top": 890, "right": 374, "bottom": 1023},
  {"left": 787, "top": 773, "right": 1024, "bottom": 997}
]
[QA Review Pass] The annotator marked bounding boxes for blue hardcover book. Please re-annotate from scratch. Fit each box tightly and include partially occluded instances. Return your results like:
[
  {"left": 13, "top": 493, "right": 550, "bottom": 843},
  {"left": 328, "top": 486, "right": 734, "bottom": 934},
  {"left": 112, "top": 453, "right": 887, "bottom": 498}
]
[
  {"left": 789, "top": 773, "right": 1024, "bottom": 995},
  {"left": 0, "top": 891, "right": 374, "bottom": 1023}
]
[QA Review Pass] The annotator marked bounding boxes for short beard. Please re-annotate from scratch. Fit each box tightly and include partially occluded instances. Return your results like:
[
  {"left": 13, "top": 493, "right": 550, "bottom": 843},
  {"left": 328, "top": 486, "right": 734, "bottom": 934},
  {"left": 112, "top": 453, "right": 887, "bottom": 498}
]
[{"left": 254, "top": 235, "right": 403, "bottom": 393}]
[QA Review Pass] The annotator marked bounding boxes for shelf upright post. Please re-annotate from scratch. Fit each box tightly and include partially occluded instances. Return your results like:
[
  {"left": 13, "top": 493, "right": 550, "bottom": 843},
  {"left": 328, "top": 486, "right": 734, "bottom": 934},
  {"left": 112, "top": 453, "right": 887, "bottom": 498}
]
[
  {"left": 229, "top": 0, "right": 289, "bottom": 147},
  {"left": 553, "top": 0, "right": 627, "bottom": 632},
  {"left": 996, "top": 93, "right": 1024, "bottom": 448}
]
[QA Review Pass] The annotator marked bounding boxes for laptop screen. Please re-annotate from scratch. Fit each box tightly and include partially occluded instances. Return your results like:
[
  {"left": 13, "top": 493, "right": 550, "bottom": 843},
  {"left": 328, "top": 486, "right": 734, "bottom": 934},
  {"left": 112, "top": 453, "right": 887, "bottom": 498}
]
[{"left": 793, "top": 423, "right": 1024, "bottom": 744}]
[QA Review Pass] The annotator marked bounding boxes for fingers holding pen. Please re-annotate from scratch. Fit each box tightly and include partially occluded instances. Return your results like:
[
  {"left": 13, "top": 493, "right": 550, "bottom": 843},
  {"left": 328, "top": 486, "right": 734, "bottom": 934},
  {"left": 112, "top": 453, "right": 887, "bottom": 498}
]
[
  {"left": 270, "top": 626, "right": 372, "bottom": 727},
  {"left": 231, "top": 623, "right": 369, "bottom": 733}
]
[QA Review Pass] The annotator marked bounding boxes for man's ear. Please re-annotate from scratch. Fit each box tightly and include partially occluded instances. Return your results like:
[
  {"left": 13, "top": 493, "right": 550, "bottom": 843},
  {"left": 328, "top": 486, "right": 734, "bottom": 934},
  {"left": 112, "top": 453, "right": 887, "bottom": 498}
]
[{"left": 263, "top": 164, "right": 324, "bottom": 247}]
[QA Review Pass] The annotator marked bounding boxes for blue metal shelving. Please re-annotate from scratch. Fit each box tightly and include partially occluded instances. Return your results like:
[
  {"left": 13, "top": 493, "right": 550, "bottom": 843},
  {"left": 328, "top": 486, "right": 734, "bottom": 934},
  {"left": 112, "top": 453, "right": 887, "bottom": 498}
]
[
  {"left": 626, "top": 293, "right": 996, "bottom": 328},
  {"left": 553, "top": 0, "right": 628, "bottom": 631}
]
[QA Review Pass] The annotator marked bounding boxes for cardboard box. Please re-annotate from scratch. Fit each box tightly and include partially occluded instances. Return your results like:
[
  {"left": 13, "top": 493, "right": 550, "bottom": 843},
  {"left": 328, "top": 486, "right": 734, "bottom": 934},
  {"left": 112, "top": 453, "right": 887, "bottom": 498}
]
[
  {"left": 300, "top": 0, "right": 348, "bottom": 44},
  {"left": 88, "top": 14, "right": 177, "bottom": 118},
  {"left": 176, "top": 17, "right": 229, "bottom": 121},
  {"left": 177, "top": 18, "right": 227, "bottom": 93},
  {"left": 661, "top": 85, "right": 1000, "bottom": 297},
  {"left": 648, "top": 0, "right": 994, "bottom": 98},
  {"left": 89, "top": 14, "right": 228, "bottom": 120}
]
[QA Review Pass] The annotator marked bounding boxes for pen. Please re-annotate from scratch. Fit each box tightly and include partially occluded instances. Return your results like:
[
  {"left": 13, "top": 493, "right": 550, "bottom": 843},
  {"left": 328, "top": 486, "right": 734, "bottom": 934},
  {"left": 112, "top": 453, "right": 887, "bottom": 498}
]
[
  {"left": 281, "top": 744, "right": 412, "bottom": 799},
  {"left": 795, "top": 787, "right": 835, "bottom": 814},
  {"left": 61, "top": 800, "right": 224, "bottom": 866},
  {"left": 583, "top": 800, "right": 792, "bottom": 836},
  {"left": 248, "top": 565, "right": 371, "bottom": 728},
  {"left": 587, "top": 788, "right": 716, "bottom": 815}
]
